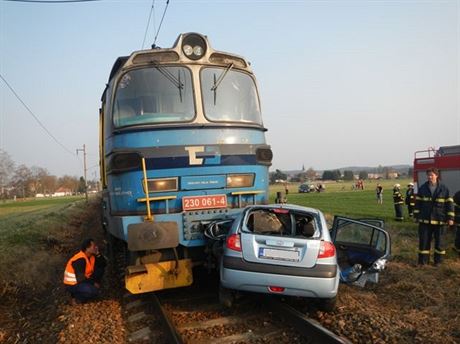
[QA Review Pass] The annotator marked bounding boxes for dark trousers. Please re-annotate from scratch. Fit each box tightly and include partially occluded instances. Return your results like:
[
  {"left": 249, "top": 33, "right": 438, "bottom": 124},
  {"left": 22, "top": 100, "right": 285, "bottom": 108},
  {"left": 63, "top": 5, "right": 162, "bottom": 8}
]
[
  {"left": 394, "top": 204, "right": 404, "bottom": 221},
  {"left": 66, "top": 282, "right": 99, "bottom": 303},
  {"left": 66, "top": 262, "right": 105, "bottom": 303},
  {"left": 418, "top": 223, "right": 445, "bottom": 265},
  {"left": 455, "top": 225, "right": 460, "bottom": 252},
  {"left": 407, "top": 205, "right": 414, "bottom": 217}
]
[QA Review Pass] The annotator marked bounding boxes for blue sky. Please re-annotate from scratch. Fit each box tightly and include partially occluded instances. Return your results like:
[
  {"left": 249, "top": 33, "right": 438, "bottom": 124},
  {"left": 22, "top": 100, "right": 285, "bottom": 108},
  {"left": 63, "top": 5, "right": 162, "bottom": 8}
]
[{"left": 0, "top": 0, "right": 458, "bottom": 178}]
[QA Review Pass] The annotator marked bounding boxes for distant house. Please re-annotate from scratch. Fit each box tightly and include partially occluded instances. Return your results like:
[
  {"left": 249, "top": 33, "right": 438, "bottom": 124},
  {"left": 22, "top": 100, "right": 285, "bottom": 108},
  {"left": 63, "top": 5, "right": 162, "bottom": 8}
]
[
  {"left": 387, "top": 172, "right": 399, "bottom": 179},
  {"left": 368, "top": 173, "right": 384, "bottom": 180},
  {"left": 35, "top": 193, "right": 45, "bottom": 198},
  {"left": 52, "top": 187, "right": 72, "bottom": 197}
]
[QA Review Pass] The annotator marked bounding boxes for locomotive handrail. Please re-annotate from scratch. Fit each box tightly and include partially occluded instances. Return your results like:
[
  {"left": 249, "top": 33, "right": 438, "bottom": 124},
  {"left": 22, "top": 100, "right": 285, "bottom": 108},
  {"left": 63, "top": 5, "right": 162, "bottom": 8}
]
[
  {"left": 141, "top": 157, "right": 153, "bottom": 222},
  {"left": 137, "top": 195, "right": 178, "bottom": 202}
]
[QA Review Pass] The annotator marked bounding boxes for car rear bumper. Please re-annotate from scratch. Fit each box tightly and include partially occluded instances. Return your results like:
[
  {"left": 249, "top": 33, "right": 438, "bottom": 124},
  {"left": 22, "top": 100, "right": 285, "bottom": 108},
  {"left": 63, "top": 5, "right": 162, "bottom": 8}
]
[{"left": 220, "top": 257, "right": 339, "bottom": 298}]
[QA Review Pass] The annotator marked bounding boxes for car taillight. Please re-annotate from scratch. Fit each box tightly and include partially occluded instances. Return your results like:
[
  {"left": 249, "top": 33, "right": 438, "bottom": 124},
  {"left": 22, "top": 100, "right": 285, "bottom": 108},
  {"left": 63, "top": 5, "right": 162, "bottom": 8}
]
[
  {"left": 226, "top": 234, "right": 241, "bottom": 252},
  {"left": 317, "top": 241, "right": 336, "bottom": 259},
  {"left": 268, "top": 286, "right": 285, "bottom": 293}
]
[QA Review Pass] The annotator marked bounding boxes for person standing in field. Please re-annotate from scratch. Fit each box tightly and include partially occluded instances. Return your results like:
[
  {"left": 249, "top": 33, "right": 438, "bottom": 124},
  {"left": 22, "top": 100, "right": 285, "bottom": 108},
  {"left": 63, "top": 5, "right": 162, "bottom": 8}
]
[
  {"left": 376, "top": 184, "right": 383, "bottom": 204},
  {"left": 392, "top": 184, "right": 404, "bottom": 221},
  {"left": 414, "top": 168, "right": 454, "bottom": 266},
  {"left": 454, "top": 189, "right": 460, "bottom": 257},
  {"left": 405, "top": 183, "right": 415, "bottom": 217}
]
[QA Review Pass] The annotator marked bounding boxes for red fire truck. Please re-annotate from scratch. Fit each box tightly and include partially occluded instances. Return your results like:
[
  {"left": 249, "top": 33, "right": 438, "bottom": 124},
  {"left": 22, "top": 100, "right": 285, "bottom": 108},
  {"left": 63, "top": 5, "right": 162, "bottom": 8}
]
[{"left": 413, "top": 145, "right": 460, "bottom": 195}]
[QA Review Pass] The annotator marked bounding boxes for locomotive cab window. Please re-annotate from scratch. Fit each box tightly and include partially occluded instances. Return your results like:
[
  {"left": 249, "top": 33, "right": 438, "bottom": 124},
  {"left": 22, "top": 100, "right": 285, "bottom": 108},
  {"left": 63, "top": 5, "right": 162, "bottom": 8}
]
[
  {"left": 112, "top": 66, "right": 195, "bottom": 127},
  {"left": 201, "top": 68, "right": 262, "bottom": 125}
]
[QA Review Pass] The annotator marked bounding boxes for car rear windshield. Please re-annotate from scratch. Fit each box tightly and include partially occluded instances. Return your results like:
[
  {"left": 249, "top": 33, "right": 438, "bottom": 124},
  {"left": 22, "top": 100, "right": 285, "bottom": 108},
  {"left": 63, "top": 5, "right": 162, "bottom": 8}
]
[{"left": 244, "top": 209, "right": 318, "bottom": 238}]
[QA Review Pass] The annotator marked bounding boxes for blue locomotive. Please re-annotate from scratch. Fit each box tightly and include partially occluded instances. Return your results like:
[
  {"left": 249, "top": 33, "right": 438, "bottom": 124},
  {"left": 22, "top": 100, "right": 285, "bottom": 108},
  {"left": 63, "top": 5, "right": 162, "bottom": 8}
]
[{"left": 99, "top": 33, "right": 272, "bottom": 293}]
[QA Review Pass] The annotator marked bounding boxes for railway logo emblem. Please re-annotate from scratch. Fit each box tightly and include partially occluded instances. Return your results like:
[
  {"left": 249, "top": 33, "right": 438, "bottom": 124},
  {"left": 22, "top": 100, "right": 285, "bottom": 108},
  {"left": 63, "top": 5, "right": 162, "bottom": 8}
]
[{"left": 185, "top": 146, "right": 221, "bottom": 165}]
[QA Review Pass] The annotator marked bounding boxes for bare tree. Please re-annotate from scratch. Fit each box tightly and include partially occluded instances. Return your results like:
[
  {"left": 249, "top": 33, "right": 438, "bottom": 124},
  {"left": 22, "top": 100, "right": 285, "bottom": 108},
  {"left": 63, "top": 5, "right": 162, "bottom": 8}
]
[
  {"left": 58, "top": 175, "right": 79, "bottom": 194},
  {"left": 41, "top": 175, "right": 57, "bottom": 195},
  {"left": 12, "top": 164, "right": 33, "bottom": 198},
  {"left": 306, "top": 167, "right": 317, "bottom": 181},
  {"left": 0, "top": 150, "right": 15, "bottom": 198},
  {"left": 29, "top": 166, "right": 50, "bottom": 194}
]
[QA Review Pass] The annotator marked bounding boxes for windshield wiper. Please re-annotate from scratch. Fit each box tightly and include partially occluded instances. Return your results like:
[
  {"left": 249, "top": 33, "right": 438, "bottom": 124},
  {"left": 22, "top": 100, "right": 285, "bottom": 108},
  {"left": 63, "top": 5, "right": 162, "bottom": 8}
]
[
  {"left": 152, "top": 64, "right": 184, "bottom": 102},
  {"left": 211, "top": 63, "right": 233, "bottom": 105}
]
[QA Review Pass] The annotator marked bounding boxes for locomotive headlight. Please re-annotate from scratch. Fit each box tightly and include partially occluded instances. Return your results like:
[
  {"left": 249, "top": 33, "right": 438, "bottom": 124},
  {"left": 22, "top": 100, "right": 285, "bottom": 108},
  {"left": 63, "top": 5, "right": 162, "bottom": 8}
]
[
  {"left": 193, "top": 45, "right": 203, "bottom": 56},
  {"left": 256, "top": 147, "right": 273, "bottom": 166},
  {"left": 145, "top": 177, "right": 178, "bottom": 193},
  {"left": 181, "top": 33, "right": 207, "bottom": 60},
  {"left": 183, "top": 44, "right": 193, "bottom": 56},
  {"left": 226, "top": 174, "right": 254, "bottom": 188}
]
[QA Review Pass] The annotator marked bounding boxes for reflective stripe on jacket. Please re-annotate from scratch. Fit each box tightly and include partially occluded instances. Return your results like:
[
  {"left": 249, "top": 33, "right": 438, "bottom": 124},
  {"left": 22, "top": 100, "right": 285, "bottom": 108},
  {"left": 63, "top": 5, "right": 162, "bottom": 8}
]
[
  {"left": 414, "top": 182, "right": 454, "bottom": 225},
  {"left": 63, "top": 251, "right": 95, "bottom": 285},
  {"left": 405, "top": 189, "right": 415, "bottom": 206},
  {"left": 393, "top": 190, "right": 404, "bottom": 205},
  {"left": 454, "top": 191, "right": 460, "bottom": 225}
]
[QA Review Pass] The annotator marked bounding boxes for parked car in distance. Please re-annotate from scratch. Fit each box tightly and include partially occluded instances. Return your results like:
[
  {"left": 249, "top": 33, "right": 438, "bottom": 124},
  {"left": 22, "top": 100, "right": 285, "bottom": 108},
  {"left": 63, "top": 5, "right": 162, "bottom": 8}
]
[
  {"left": 213, "top": 204, "right": 390, "bottom": 311},
  {"left": 298, "top": 184, "right": 314, "bottom": 193}
]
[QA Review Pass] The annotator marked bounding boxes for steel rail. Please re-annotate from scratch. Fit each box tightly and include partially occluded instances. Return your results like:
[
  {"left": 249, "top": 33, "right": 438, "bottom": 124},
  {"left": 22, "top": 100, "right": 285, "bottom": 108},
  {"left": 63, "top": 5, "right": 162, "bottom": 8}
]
[
  {"left": 270, "top": 299, "right": 352, "bottom": 344},
  {"left": 151, "top": 293, "right": 184, "bottom": 344}
]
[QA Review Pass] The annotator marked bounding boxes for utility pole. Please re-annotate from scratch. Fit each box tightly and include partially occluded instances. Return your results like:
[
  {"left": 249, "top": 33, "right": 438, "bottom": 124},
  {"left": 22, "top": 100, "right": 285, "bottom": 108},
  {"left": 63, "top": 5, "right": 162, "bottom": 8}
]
[{"left": 76, "top": 144, "right": 88, "bottom": 202}]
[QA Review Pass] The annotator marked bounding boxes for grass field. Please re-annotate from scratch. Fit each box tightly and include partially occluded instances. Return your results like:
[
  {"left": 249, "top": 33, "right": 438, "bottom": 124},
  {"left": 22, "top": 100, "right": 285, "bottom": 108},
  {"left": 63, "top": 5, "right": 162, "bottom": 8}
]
[
  {"left": 0, "top": 196, "right": 85, "bottom": 245},
  {"left": 269, "top": 179, "right": 459, "bottom": 264},
  {"left": 0, "top": 196, "right": 86, "bottom": 291}
]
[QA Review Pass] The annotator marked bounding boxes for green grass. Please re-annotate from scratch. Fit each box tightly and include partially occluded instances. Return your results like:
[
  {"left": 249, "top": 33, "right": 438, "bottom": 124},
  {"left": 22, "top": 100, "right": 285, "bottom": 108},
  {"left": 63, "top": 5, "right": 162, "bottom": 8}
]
[
  {"left": 0, "top": 196, "right": 89, "bottom": 290},
  {"left": 269, "top": 179, "right": 458, "bottom": 263},
  {"left": 0, "top": 196, "right": 85, "bottom": 247}
]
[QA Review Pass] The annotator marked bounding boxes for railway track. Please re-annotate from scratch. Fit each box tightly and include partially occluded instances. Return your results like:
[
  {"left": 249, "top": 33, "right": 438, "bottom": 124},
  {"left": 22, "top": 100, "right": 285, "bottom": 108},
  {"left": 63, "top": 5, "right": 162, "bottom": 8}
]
[
  {"left": 112, "top": 235, "right": 349, "bottom": 343},
  {"left": 120, "top": 269, "right": 351, "bottom": 343}
]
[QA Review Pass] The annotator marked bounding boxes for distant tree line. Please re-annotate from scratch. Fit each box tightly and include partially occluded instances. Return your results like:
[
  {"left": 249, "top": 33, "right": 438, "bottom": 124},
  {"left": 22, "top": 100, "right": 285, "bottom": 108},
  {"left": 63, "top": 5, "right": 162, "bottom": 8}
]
[
  {"left": 0, "top": 149, "right": 96, "bottom": 199},
  {"left": 269, "top": 166, "right": 413, "bottom": 184}
]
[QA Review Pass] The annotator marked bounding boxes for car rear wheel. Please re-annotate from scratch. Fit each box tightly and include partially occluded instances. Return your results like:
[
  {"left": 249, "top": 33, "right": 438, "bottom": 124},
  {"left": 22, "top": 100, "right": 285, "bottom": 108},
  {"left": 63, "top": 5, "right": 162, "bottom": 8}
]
[
  {"left": 219, "top": 285, "right": 235, "bottom": 308},
  {"left": 317, "top": 296, "right": 337, "bottom": 312}
]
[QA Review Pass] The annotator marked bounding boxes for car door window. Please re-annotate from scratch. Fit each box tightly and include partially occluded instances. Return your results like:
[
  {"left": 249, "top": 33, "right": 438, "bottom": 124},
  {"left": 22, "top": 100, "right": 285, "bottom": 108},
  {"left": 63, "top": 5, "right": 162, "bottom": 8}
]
[
  {"left": 371, "top": 230, "right": 386, "bottom": 252},
  {"left": 335, "top": 222, "right": 373, "bottom": 246},
  {"left": 332, "top": 217, "right": 390, "bottom": 257}
]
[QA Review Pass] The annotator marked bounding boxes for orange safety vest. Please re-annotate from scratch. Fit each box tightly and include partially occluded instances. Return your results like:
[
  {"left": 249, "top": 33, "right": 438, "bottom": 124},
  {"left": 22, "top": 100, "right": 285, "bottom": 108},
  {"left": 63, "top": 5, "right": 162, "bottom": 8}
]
[{"left": 63, "top": 251, "right": 95, "bottom": 285}]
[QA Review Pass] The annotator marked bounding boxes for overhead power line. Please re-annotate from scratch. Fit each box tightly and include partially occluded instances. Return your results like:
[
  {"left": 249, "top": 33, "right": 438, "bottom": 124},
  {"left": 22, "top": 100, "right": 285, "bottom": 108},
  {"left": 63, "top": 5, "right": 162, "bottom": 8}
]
[
  {"left": 0, "top": 73, "right": 76, "bottom": 156},
  {"left": 152, "top": 0, "right": 170, "bottom": 48},
  {"left": 3, "top": 0, "right": 103, "bottom": 3},
  {"left": 142, "top": 0, "right": 155, "bottom": 49}
]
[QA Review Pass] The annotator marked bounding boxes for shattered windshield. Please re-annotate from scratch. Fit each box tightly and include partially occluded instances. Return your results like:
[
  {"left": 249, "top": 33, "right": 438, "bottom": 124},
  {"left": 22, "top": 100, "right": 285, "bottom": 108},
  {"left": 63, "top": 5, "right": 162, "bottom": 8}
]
[
  {"left": 112, "top": 67, "right": 194, "bottom": 127},
  {"left": 201, "top": 68, "right": 262, "bottom": 125}
]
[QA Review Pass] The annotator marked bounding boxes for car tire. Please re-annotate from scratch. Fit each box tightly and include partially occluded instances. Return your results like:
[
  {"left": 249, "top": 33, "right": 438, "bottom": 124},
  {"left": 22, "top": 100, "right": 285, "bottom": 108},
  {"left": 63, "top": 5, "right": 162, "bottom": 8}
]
[
  {"left": 219, "top": 285, "right": 235, "bottom": 308},
  {"left": 318, "top": 296, "right": 337, "bottom": 312}
]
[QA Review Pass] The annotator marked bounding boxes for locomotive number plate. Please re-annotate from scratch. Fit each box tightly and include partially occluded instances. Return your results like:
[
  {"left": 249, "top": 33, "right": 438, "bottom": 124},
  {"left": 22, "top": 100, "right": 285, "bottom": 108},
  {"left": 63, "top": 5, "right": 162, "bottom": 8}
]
[{"left": 182, "top": 194, "right": 227, "bottom": 211}]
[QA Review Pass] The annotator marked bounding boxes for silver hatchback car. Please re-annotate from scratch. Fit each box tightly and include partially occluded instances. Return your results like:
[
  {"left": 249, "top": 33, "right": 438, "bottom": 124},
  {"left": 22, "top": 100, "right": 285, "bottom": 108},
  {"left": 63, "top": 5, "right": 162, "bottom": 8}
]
[{"left": 214, "top": 204, "right": 390, "bottom": 311}]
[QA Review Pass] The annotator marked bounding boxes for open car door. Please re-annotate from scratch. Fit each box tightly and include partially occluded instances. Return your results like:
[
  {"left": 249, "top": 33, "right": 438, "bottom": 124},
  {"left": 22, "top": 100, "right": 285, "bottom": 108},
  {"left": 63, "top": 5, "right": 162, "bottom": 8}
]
[{"left": 330, "top": 216, "right": 390, "bottom": 287}]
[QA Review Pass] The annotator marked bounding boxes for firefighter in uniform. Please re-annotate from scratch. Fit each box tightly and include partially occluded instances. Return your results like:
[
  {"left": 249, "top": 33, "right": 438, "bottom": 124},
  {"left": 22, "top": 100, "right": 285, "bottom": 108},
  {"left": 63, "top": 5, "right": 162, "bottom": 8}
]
[
  {"left": 454, "top": 190, "right": 460, "bottom": 256},
  {"left": 413, "top": 168, "right": 454, "bottom": 266},
  {"left": 405, "top": 183, "right": 415, "bottom": 217},
  {"left": 63, "top": 238, "right": 106, "bottom": 303},
  {"left": 392, "top": 184, "right": 404, "bottom": 221}
]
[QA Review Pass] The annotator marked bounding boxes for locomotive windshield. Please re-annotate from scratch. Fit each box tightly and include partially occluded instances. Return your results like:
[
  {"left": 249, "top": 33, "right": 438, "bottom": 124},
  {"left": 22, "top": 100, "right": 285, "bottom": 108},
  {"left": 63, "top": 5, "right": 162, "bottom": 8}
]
[
  {"left": 201, "top": 68, "right": 262, "bottom": 125},
  {"left": 112, "top": 66, "right": 194, "bottom": 127}
]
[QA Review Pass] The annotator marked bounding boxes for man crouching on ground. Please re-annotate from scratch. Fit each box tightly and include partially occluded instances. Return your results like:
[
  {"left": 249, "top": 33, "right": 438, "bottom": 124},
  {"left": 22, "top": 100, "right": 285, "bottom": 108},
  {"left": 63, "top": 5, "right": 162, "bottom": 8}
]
[{"left": 63, "top": 238, "right": 106, "bottom": 303}]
